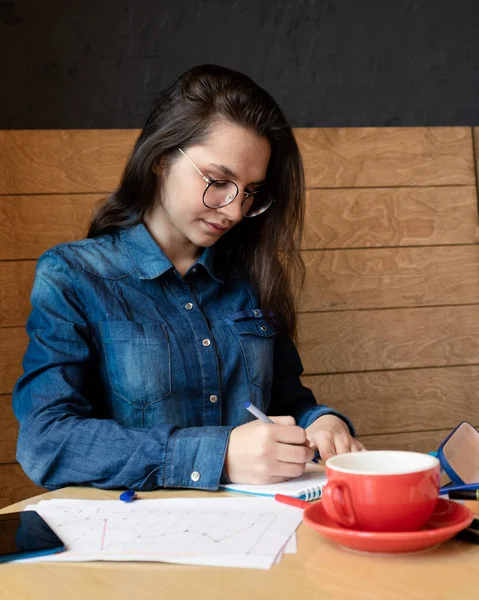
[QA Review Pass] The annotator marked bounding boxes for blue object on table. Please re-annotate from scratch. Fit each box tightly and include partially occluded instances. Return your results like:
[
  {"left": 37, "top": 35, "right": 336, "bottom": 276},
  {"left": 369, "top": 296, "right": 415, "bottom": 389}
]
[
  {"left": 119, "top": 490, "right": 138, "bottom": 502},
  {"left": 440, "top": 483, "right": 479, "bottom": 495},
  {"left": 437, "top": 422, "right": 469, "bottom": 486},
  {"left": 433, "top": 423, "right": 479, "bottom": 494}
]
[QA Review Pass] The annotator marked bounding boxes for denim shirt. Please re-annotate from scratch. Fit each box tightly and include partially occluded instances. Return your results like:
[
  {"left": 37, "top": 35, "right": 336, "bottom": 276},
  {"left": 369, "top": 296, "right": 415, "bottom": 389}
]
[{"left": 13, "top": 223, "right": 354, "bottom": 492}]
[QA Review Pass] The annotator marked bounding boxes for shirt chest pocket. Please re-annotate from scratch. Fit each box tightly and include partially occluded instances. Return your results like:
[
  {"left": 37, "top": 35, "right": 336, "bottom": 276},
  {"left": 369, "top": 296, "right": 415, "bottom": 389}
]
[
  {"left": 226, "top": 310, "right": 278, "bottom": 389},
  {"left": 99, "top": 320, "right": 172, "bottom": 407}
]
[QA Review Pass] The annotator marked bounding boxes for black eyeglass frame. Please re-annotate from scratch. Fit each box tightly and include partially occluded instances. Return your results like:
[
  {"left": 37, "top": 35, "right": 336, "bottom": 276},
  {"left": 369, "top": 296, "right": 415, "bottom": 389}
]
[{"left": 177, "top": 147, "right": 274, "bottom": 217}]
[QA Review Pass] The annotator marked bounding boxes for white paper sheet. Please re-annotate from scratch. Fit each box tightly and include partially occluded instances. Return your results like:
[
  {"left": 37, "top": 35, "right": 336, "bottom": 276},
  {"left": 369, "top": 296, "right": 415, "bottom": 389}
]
[{"left": 19, "top": 497, "right": 303, "bottom": 569}]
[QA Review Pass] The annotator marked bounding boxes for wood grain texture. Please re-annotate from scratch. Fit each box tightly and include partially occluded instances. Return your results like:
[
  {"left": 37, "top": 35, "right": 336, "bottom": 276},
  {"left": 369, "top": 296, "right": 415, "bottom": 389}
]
[
  {"left": 0, "top": 130, "right": 138, "bottom": 194},
  {"left": 0, "top": 261, "right": 35, "bottom": 327},
  {"left": 302, "top": 365, "right": 479, "bottom": 435},
  {"left": 296, "top": 127, "right": 475, "bottom": 188},
  {"left": 0, "top": 395, "right": 18, "bottom": 464},
  {"left": 0, "top": 194, "right": 99, "bottom": 260},
  {"left": 298, "top": 305, "right": 479, "bottom": 374},
  {"left": 2, "top": 489, "right": 479, "bottom": 600},
  {"left": 356, "top": 428, "right": 470, "bottom": 453},
  {"left": 301, "top": 245, "right": 479, "bottom": 312},
  {"left": 0, "top": 328, "right": 28, "bottom": 394},
  {"left": 0, "top": 187, "right": 476, "bottom": 259},
  {"left": 0, "top": 463, "right": 45, "bottom": 509},
  {"left": 303, "top": 186, "right": 479, "bottom": 249},
  {"left": 473, "top": 127, "right": 479, "bottom": 178},
  {"left": 0, "top": 128, "right": 474, "bottom": 194}
]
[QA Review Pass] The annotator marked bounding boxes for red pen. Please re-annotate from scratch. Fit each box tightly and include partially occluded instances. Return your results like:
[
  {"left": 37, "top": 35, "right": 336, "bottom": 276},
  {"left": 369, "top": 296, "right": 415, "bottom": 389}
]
[{"left": 274, "top": 494, "right": 310, "bottom": 509}]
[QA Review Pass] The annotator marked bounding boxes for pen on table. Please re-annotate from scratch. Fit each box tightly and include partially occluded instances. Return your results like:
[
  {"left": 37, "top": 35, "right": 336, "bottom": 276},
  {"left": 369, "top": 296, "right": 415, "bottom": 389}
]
[
  {"left": 119, "top": 490, "right": 138, "bottom": 502},
  {"left": 439, "top": 482, "right": 479, "bottom": 495},
  {"left": 244, "top": 401, "right": 319, "bottom": 464},
  {"left": 274, "top": 494, "right": 310, "bottom": 509}
]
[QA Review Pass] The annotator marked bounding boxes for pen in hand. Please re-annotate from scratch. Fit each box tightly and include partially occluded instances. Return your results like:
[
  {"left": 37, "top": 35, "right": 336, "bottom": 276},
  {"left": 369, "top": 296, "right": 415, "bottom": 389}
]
[
  {"left": 244, "top": 401, "right": 319, "bottom": 464},
  {"left": 245, "top": 401, "right": 275, "bottom": 424}
]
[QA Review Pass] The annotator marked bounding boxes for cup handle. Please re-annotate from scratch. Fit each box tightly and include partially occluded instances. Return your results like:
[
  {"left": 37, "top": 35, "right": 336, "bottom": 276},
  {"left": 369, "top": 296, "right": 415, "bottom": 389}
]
[{"left": 322, "top": 480, "right": 357, "bottom": 529}]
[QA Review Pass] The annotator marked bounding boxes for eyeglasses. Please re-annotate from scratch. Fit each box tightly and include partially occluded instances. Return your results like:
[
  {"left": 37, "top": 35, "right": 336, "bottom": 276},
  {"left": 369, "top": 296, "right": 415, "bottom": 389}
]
[{"left": 177, "top": 147, "right": 274, "bottom": 217}]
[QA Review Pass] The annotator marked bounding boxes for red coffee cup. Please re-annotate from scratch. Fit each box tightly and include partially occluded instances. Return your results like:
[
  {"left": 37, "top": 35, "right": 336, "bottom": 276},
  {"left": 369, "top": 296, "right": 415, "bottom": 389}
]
[{"left": 321, "top": 451, "right": 440, "bottom": 532}]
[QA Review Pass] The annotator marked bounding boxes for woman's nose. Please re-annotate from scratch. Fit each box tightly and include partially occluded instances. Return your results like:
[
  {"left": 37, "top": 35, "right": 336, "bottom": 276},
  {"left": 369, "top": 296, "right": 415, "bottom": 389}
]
[{"left": 217, "top": 192, "right": 244, "bottom": 223}]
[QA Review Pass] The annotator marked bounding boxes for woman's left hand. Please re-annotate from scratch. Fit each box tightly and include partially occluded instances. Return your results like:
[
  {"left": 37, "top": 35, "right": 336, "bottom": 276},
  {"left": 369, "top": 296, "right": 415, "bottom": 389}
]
[{"left": 306, "top": 414, "right": 366, "bottom": 461}]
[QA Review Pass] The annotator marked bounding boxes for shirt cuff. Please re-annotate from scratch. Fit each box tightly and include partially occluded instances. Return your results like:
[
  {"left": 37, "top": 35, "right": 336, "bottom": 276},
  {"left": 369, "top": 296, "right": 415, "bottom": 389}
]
[
  {"left": 163, "top": 426, "right": 234, "bottom": 490},
  {"left": 295, "top": 405, "right": 356, "bottom": 437}
]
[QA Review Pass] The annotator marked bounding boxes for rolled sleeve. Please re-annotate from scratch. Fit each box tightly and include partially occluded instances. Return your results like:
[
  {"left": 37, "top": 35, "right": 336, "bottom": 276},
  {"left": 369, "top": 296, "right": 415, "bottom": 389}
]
[{"left": 293, "top": 405, "right": 356, "bottom": 436}]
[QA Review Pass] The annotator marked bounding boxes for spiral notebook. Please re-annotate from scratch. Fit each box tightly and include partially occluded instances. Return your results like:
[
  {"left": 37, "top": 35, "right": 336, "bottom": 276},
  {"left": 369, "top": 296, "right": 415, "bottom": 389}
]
[{"left": 220, "top": 467, "right": 328, "bottom": 501}]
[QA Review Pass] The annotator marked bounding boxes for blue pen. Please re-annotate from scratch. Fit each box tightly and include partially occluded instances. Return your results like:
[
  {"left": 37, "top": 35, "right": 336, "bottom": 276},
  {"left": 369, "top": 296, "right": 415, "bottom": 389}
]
[
  {"left": 440, "top": 483, "right": 479, "bottom": 495},
  {"left": 244, "top": 401, "right": 319, "bottom": 464}
]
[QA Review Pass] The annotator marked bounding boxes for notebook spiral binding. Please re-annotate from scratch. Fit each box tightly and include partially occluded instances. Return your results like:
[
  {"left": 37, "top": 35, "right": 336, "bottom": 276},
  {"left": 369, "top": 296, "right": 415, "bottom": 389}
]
[{"left": 301, "top": 485, "right": 324, "bottom": 501}]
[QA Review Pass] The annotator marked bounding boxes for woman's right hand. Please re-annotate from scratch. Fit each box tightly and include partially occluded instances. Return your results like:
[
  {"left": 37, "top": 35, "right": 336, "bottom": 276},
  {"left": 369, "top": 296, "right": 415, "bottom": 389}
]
[{"left": 224, "top": 416, "right": 315, "bottom": 484}]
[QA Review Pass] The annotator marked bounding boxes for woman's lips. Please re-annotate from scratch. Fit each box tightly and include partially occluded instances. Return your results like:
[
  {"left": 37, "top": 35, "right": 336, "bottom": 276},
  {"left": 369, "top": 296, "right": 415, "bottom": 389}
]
[{"left": 202, "top": 220, "right": 228, "bottom": 233}]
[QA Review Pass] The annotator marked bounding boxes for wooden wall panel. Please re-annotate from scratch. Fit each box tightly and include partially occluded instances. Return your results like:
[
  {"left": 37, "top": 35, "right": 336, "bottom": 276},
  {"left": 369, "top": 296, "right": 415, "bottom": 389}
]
[
  {"left": 298, "top": 306, "right": 479, "bottom": 374},
  {"left": 0, "top": 262, "right": 35, "bottom": 327},
  {"left": 303, "top": 186, "right": 479, "bottom": 249},
  {"left": 0, "top": 194, "right": 100, "bottom": 260},
  {"left": 0, "top": 128, "right": 474, "bottom": 194},
  {"left": 0, "top": 464, "right": 45, "bottom": 509},
  {"left": 302, "top": 365, "right": 479, "bottom": 435},
  {"left": 0, "top": 130, "right": 138, "bottom": 194},
  {"left": 301, "top": 245, "right": 479, "bottom": 312},
  {"left": 296, "top": 127, "right": 475, "bottom": 188},
  {"left": 0, "top": 188, "right": 476, "bottom": 259},
  {"left": 473, "top": 127, "right": 479, "bottom": 176},
  {"left": 1, "top": 395, "right": 17, "bottom": 464},
  {"left": 356, "top": 428, "right": 474, "bottom": 454},
  {"left": 0, "top": 329, "right": 28, "bottom": 394}
]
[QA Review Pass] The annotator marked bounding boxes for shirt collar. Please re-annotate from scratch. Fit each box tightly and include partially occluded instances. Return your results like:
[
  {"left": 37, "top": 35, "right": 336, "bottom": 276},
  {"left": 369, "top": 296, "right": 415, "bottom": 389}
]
[
  {"left": 120, "top": 222, "right": 224, "bottom": 283},
  {"left": 195, "top": 244, "right": 224, "bottom": 283}
]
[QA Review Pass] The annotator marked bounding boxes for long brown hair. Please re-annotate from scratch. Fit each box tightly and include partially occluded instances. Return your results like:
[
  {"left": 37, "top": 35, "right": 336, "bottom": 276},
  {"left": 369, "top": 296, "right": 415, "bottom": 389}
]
[{"left": 88, "top": 64, "right": 306, "bottom": 340}]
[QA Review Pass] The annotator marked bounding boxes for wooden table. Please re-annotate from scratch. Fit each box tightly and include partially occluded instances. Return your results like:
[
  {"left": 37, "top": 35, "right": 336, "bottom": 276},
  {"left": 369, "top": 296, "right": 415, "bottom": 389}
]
[{"left": 1, "top": 487, "right": 478, "bottom": 600}]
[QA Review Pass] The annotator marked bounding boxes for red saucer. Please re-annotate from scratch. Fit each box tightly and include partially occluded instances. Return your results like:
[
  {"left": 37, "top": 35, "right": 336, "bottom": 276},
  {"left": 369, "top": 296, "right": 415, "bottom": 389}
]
[{"left": 303, "top": 498, "right": 473, "bottom": 553}]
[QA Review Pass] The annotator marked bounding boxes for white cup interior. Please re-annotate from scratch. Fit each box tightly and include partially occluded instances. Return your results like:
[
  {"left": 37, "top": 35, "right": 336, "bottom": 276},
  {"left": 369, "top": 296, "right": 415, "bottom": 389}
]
[{"left": 326, "top": 451, "right": 439, "bottom": 475}]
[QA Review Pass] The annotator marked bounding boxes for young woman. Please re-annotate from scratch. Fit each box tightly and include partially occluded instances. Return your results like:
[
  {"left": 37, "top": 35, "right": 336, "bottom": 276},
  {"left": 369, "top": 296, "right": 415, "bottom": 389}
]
[{"left": 13, "top": 64, "right": 364, "bottom": 492}]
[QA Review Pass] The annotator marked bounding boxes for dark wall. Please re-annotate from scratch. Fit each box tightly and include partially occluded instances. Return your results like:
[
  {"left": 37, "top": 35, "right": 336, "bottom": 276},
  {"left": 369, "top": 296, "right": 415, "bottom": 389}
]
[{"left": 2, "top": 0, "right": 479, "bottom": 128}]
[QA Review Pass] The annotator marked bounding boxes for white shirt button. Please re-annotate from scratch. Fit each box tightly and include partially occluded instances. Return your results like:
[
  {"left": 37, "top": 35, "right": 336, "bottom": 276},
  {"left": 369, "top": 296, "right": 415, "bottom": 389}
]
[
  {"left": 260, "top": 325, "right": 268, "bottom": 332},
  {"left": 209, "top": 395, "right": 218, "bottom": 403},
  {"left": 191, "top": 471, "right": 201, "bottom": 482},
  {"left": 253, "top": 309, "right": 260, "bottom": 316},
  {"left": 202, "top": 339, "right": 211, "bottom": 347},
  {"left": 191, "top": 267, "right": 197, "bottom": 273},
  {"left": 185, "top": 303, "right": 194, "bottom": 310}
]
